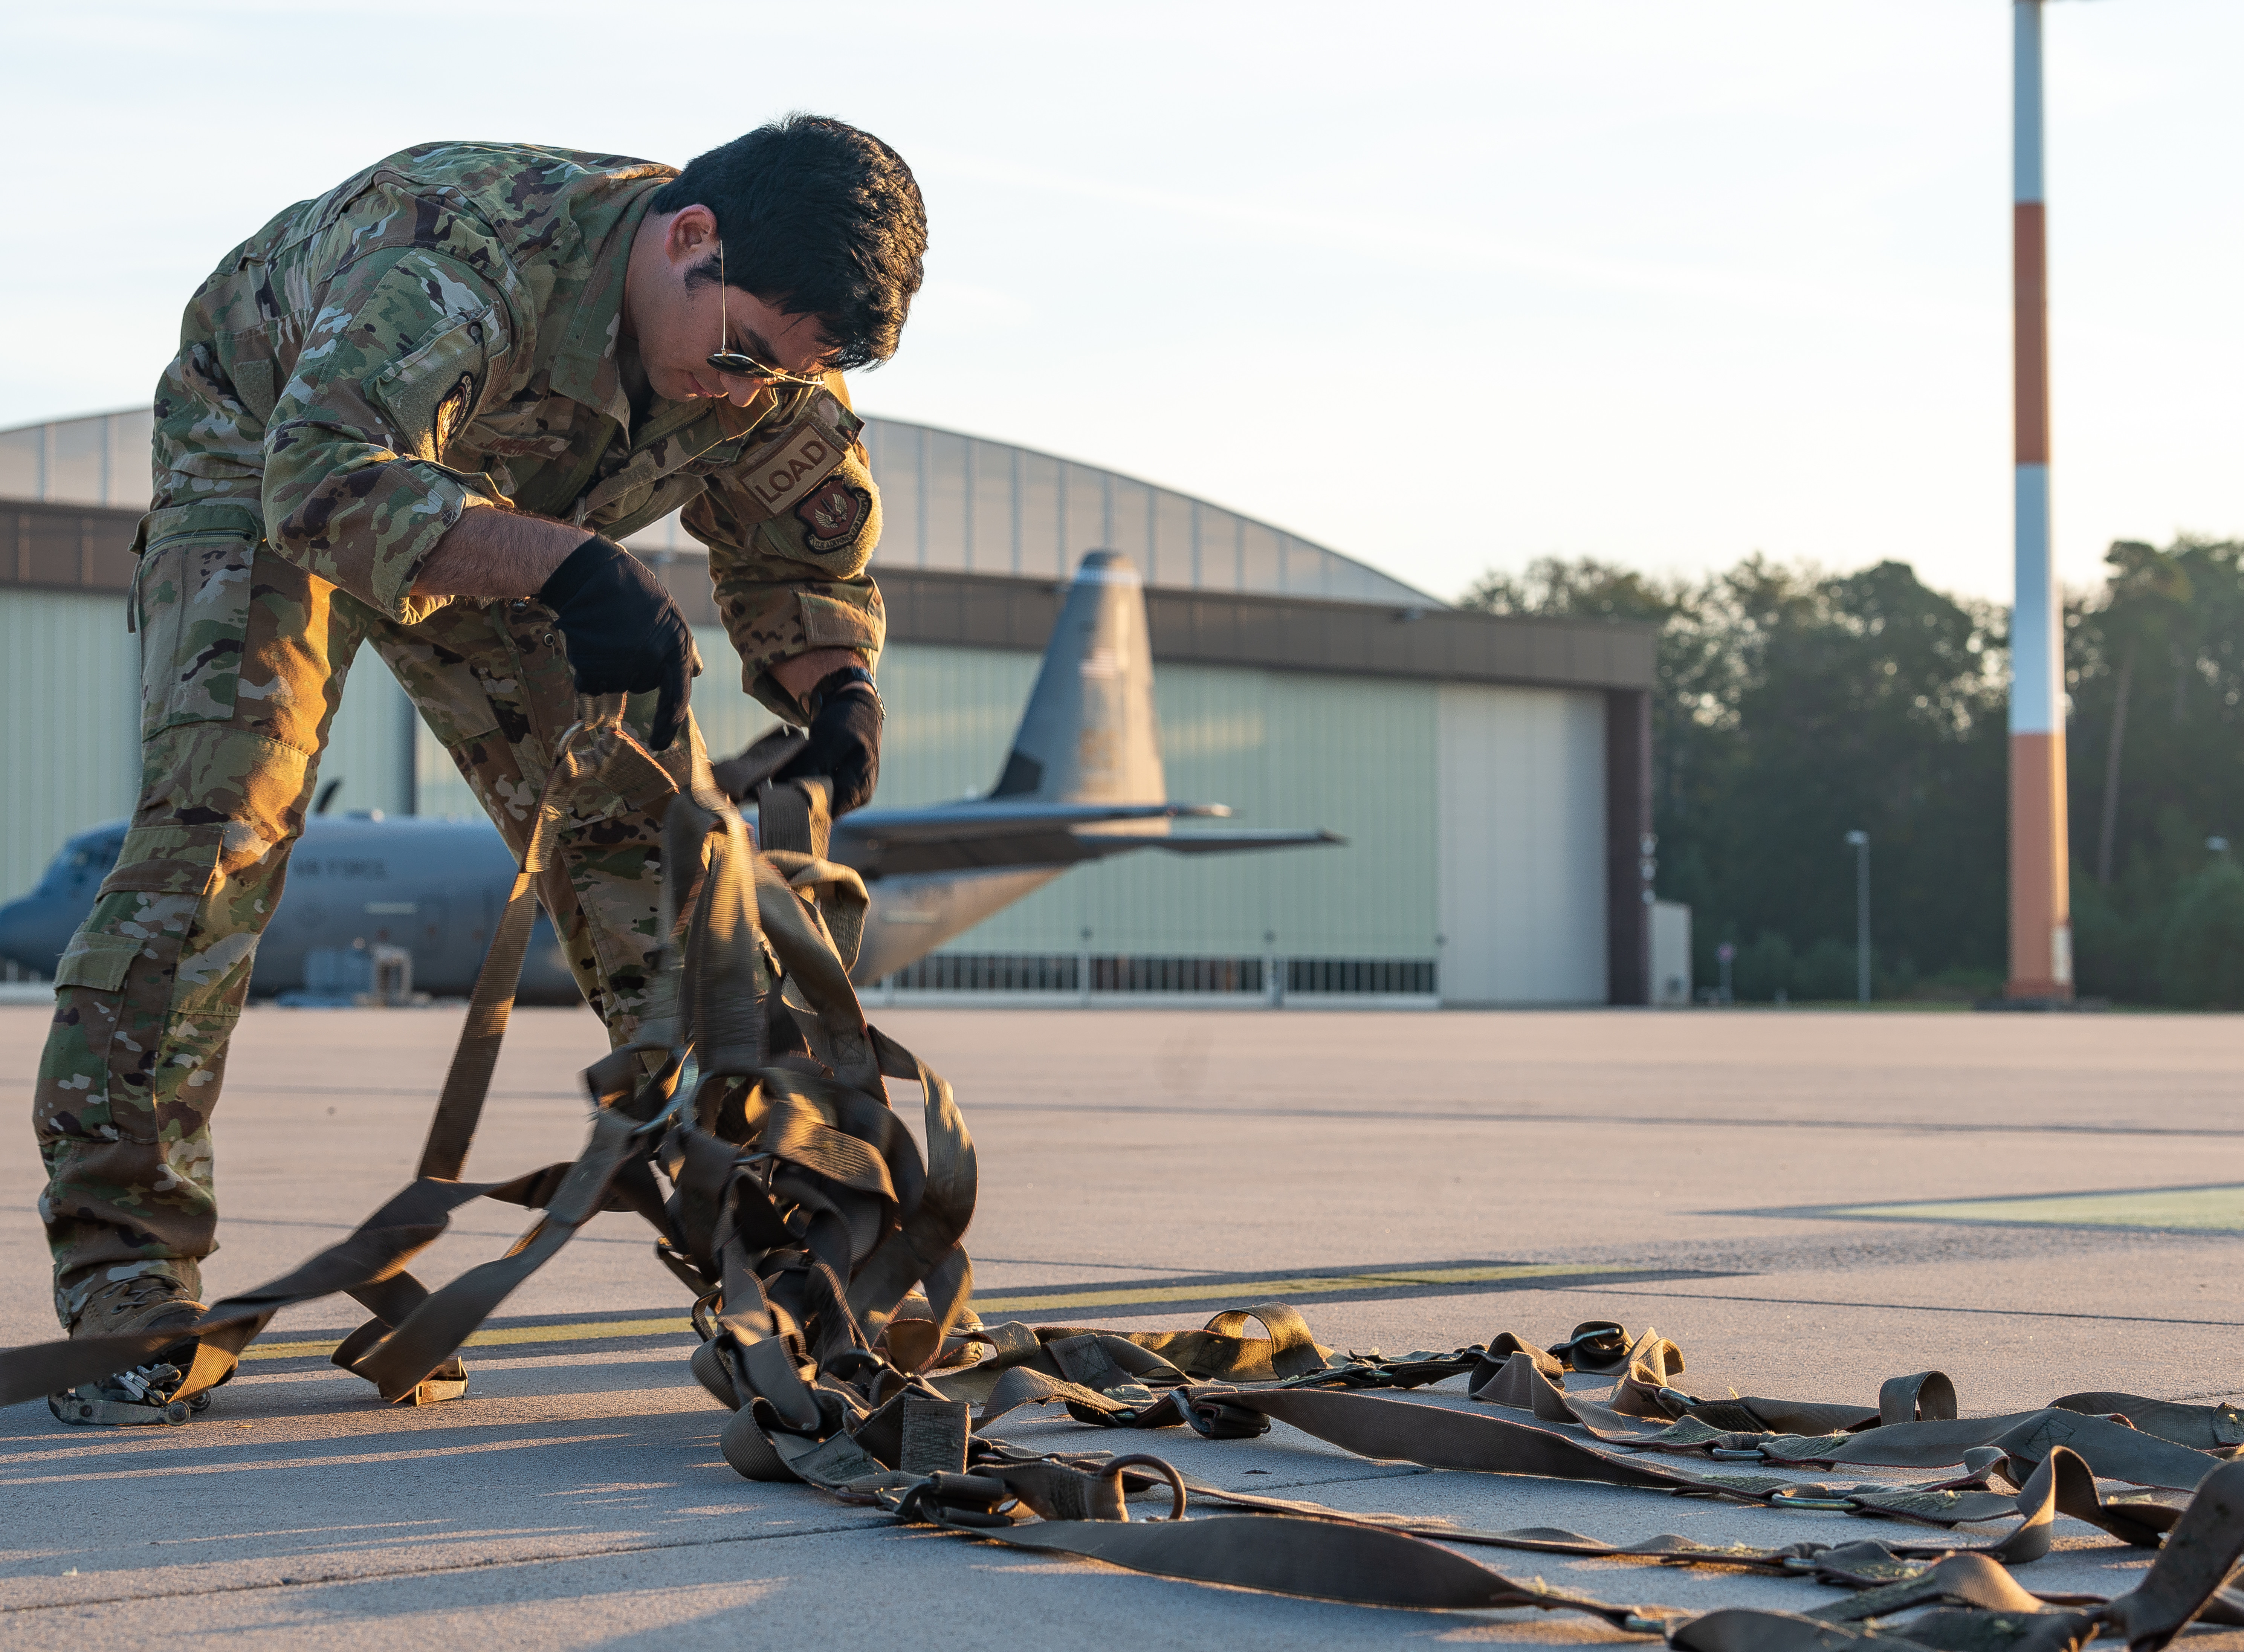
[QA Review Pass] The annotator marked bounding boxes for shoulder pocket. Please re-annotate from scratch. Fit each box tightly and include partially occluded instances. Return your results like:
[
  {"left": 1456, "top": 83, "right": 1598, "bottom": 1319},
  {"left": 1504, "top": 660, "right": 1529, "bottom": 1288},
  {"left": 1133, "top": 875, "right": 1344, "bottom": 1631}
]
[
  {"left": 55, "top": 932, "right": 145, "bottom": 993},
  {"left": 369, "top": 306, "right": 506, "bottom": 462}
]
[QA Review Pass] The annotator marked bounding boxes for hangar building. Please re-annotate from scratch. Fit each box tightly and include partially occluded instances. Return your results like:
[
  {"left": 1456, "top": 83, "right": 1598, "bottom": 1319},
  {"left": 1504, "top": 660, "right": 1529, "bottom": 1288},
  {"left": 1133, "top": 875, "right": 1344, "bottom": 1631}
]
[{"left": 0, "top": 408, "right": 1657, "bottom": 1005}]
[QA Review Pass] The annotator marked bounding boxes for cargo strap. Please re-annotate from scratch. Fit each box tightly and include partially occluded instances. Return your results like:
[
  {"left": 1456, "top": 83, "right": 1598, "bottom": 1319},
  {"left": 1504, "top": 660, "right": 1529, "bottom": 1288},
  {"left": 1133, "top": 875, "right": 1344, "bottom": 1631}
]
[
  {"left": 785, "top": 1339, "right": 2244, "bottom": 1649},
  {"left": 6, "top": 709, "right": 2244, "bottom": 1649},
  {"left": 0, "top": 704, "right": 975, "bottom": 1417}
]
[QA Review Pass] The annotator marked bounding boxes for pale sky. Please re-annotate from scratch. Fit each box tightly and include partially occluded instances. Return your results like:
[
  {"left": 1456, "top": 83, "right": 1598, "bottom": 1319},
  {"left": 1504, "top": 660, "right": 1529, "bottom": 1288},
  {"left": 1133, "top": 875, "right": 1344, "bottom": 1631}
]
[{"left": 2, "top": 0, "right": 2235, "bottom": 605}]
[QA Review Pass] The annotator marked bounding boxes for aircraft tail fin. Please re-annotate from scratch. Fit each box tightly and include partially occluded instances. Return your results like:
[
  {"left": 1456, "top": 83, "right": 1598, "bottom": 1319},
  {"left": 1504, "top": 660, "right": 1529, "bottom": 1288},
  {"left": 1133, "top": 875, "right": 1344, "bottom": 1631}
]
[{"left": 989, "top": 551, "right": 1164, "bottom": 804}]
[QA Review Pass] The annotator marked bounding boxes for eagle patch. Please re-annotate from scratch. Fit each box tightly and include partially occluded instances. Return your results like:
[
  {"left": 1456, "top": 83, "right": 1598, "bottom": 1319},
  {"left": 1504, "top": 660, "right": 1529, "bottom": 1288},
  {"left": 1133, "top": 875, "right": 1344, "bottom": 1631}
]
[{"left": 796, "top": 478, "right": 872, "bottom": 553}]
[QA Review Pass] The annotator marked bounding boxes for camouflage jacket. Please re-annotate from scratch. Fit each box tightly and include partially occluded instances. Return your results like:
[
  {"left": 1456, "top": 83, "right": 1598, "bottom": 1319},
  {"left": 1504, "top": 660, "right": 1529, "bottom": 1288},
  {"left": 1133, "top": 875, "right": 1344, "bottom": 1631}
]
[{"left": 148, "top": 141, "right": 884, "bottom": 716}]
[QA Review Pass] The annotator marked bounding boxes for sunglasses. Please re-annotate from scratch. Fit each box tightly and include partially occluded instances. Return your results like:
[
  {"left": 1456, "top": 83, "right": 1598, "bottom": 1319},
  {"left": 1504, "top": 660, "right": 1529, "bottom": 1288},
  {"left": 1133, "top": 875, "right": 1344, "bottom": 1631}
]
[{"left": 706, "top": 242, "right": 829, "bottom": 404}]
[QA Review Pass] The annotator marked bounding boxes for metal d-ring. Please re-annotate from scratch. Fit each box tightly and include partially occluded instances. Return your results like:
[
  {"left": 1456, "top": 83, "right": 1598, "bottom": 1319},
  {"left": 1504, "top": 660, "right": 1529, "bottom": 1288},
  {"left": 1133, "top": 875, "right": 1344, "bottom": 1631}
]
[
  {"left": 1100, "top": 1454, "right": 1188, "bottom": 1521},
  {"left": 576, "top": 691, "right": 629, "bottom": 731},
  {"left": 1767, "top": 1486, "right": 1856, "bottom": 1511},
  {"left": 555, "top": 692, "right": 626, "bottom": 754}
]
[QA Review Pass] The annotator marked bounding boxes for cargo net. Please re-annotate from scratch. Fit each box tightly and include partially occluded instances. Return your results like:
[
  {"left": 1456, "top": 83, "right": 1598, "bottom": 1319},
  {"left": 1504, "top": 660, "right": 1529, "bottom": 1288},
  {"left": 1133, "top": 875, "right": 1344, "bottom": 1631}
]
[{"left": 8, "top": 702, "right": 2244, "bottom": 1650}]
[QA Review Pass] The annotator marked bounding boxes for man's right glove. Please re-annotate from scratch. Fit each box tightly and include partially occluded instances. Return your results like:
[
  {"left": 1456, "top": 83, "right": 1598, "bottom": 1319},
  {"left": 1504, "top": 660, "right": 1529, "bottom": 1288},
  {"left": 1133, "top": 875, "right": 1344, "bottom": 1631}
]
[
  {"left": 539, "top": 536, "right": 697, "bottom": 751},
  {"left": 777, "top": 665, "right": 884, "bottom": 815}
]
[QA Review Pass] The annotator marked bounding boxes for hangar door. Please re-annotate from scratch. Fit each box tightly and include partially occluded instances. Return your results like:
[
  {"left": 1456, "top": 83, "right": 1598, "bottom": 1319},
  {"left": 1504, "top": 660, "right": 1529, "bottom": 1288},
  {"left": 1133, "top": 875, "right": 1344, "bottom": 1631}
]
[{"left": 1435, "top": 685, "right": 1607, "bottom": 1004}]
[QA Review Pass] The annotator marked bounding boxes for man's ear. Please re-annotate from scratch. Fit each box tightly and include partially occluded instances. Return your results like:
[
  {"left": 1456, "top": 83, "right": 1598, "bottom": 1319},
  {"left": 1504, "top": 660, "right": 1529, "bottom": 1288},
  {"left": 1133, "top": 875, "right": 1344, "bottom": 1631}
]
[{"left": 664, "top": 205, "right": 718, "bottom": 270}]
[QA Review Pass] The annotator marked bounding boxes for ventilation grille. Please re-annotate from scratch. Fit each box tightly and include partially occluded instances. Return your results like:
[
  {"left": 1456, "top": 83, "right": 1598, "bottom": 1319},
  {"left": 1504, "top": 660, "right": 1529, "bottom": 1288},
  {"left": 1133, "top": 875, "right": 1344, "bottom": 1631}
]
[
  {"left": 884, "top": 954, "right": 1437, "bottom": 997},
  {"left": 1286, "top": 957, "right": 1437, "bottom": 995}
]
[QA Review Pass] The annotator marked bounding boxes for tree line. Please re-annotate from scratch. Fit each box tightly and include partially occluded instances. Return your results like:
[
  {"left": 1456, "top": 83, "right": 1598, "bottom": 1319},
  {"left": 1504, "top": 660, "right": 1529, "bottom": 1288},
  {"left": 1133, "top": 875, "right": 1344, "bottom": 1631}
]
[{"left": 1459, "top": 539, "right": 2244, "bottom": 1006}]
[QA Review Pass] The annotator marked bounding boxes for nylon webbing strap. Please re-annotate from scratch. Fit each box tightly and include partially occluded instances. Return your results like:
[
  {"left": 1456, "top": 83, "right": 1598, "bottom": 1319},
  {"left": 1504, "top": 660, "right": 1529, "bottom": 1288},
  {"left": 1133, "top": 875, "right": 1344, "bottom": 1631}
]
[
  {"left": 419, "top": 715, "right": 600, "bottom": 1181},
  {"left": 0, "top": 700, "right": 977, "bottom": 1413},
  {"left": 415, "top": 869, "right": 538, "bottom": 1183},
  {"left": 8, "top": 709, "right": 2244, "bottom": 1651}
]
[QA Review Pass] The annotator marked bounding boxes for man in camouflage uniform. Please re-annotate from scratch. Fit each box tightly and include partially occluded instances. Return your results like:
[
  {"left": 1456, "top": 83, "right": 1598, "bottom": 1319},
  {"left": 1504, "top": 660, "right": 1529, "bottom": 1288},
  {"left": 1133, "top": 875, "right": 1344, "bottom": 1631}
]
[{"left": 32, "top": 116, "right": 921, "bottom": 1420}]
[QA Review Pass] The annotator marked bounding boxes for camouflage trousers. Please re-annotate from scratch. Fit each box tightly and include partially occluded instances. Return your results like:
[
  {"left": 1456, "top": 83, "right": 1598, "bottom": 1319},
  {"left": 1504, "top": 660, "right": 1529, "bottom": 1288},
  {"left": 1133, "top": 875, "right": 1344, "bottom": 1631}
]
[{"left": 34, "top": 503, "right": 692, "bottom": 1329}]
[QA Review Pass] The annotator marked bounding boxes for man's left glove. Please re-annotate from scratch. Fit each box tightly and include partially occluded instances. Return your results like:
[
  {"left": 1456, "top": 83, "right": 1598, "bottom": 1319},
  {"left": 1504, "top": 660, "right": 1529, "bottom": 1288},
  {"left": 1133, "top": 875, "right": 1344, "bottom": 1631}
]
[
  {"left": 538, "top": 535, "right": 699, "bottom": 751},
  {"left": 778, "top": 665, "right": 883, "bottom": 815}
]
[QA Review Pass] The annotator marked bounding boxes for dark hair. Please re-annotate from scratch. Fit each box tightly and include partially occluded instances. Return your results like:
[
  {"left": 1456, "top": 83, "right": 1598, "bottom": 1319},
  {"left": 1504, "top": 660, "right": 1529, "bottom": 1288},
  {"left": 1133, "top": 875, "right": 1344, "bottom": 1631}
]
[{"left": 650, "top": 113, "right": 926, "bottom": 371}]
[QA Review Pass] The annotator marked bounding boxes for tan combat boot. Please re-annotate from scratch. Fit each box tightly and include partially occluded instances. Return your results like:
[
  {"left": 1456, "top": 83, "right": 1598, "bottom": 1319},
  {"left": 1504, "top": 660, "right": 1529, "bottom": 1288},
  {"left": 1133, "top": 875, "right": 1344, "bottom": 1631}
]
[{"left": 49, "top": 1274, "right": 237, "bottom": 1426}]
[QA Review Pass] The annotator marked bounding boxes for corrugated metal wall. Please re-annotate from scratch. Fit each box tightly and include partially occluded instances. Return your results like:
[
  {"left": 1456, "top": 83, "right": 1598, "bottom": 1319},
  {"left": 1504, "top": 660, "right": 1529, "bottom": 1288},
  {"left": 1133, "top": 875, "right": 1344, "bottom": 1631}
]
[
  {"left": 673, "top": 637, "right": 1445, "bottom": 969},
  {"left": 0, "top": 409, "right": 1619, "bottom": 999},
  {"left": 1435, "top": 684, "right": 1609, "bottom": 1004},
  {"left": 628, "top": 414, "right": 1434, "bottom": 607},
  {"left": 409, "top": 639, "right": 1441, "bottom": 964},
  {"left": 0, "top": 590, "right": 139, "bottom": 897},
  {"left": 409, "top": 643, "right": 1606, "bottom": 1000},
  {"left": 0, "top": 600, "right": 1610, "bottom": 1004},
  {"left": 0, "top": 410, "right": 150, "bottom": 508},
  {"left": 318, "top": 653, "right": 417, "bottom": 818},
  {"left": 958, "top": 663, "right": 1439, "bottom": 960},
  {"left": 0, "top": 595, "right": 428, "bottom": 900},
  {"left": 651, "top": 640, "right": 1442, "bottom": 963},
  {"left": 407, "top": 634, "right": 1048, "bottom": 822},
  {"left": 7, "top": 406, "right": 1435, "bottom": 610}
]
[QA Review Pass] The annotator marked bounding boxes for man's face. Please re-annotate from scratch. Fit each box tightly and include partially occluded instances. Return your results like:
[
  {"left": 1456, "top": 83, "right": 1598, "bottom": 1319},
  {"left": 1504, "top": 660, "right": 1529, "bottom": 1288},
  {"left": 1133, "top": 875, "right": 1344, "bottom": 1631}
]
[{"left": 628, "top": 205, "right": 836, "bottom": 406}]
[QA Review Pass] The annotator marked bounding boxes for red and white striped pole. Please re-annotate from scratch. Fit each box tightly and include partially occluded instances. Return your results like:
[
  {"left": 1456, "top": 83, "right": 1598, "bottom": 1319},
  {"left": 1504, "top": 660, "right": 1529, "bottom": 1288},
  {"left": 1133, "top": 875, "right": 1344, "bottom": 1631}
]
[{"left": 2008, "top": 0, "right": 2073, "bottom": 1001}]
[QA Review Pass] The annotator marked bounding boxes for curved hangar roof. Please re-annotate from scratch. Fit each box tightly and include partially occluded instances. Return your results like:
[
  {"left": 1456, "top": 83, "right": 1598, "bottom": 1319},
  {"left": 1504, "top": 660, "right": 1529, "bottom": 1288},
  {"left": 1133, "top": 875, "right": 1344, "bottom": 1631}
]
[{"left": 1, "top": 409, "right": 1434, "bottom": 608}]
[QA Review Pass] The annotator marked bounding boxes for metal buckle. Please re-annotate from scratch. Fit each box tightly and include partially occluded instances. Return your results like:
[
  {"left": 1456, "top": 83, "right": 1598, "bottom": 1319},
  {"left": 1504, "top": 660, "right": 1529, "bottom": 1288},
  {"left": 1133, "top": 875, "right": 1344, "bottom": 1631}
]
[{"left": 1767, "top": 1487, "right": 1857, "bottom": 1511}]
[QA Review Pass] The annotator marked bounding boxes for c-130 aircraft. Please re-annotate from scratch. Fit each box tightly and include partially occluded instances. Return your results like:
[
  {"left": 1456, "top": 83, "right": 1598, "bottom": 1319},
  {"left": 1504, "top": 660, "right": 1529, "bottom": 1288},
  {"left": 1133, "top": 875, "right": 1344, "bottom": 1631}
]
[{"left": 0, "top": 552, "right": 1338, "bottom": 1002}]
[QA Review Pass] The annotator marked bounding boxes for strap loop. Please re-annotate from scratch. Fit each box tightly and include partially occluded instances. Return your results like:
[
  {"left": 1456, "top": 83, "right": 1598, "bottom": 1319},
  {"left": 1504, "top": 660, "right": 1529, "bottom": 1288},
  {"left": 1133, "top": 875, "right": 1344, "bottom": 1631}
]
[{"left": 1100, "top": 1454, "right": 1190, "bottom": 1521}]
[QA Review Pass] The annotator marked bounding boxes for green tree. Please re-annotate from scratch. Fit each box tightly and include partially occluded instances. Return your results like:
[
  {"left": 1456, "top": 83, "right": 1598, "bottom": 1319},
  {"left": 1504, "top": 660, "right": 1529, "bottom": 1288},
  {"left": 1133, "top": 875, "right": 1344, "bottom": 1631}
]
[
  {"left": 1469, "top": 539, "right": 2244, "bottom": 1005},
  {"left": 2079, "top": 541, "right": 2194, "bottom": 886},
  {"left": 2061, "top": 538, "right": 2244, "bottom": 1004}
]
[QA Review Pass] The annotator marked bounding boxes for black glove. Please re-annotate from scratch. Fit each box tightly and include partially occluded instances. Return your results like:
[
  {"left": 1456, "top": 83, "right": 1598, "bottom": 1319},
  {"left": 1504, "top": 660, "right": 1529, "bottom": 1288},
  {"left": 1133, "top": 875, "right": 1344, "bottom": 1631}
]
[
  {"left": 538, "top": 536, "right": 697, "bottom": 751},
  {"left": 777, "top": 665, "right": 883, "bottom": 815}
]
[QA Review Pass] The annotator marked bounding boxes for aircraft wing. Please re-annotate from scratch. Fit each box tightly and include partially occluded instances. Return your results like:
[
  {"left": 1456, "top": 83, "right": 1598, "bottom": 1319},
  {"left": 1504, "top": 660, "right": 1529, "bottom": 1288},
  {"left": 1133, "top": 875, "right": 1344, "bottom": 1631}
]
[
  {"left": 834, "top": 804, "right": 1342, "bottom": 880},
  {"left": 1148, "top": 829, "right": 1346, "bottom": 853},
  {"left": 837, "top": 801, "right": 1229, "bottom": 845}
]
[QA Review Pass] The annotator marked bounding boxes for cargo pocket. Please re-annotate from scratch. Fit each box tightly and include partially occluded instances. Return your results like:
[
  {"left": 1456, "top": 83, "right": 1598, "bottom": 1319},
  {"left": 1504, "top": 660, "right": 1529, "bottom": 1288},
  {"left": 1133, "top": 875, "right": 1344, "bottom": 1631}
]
[
  {"left": 97, "top": 823, "right": 254, "bottom": 1026},
  {"left": 134, "top": 505, "right": 261, "bottom": 737},
  {"left": 54, "top": 932, "right": 143, "bottom": 993},
  {"left": 367, "top": 602, "right": 505, "bottom": 749}
]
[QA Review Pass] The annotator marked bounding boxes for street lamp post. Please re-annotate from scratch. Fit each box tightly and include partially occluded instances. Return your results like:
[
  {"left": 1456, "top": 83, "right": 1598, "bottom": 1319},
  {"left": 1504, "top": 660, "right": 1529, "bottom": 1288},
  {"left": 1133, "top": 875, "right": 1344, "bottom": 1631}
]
[{"left": 1844, "top": 830, "right": 1871, "bottom": 1004}]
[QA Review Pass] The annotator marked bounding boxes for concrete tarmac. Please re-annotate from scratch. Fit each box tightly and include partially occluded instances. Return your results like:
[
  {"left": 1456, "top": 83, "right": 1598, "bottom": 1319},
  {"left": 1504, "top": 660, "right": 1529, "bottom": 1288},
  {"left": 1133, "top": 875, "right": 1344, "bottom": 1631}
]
[{"left": 1, "top": 1003, "right": 2239, "bottom": 1649}]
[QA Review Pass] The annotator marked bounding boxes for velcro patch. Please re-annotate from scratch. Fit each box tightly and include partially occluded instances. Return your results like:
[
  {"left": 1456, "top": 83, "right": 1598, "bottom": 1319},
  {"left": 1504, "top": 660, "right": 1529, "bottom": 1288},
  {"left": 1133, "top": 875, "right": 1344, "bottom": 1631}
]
[
  {"left": 1050, "top": 1335, "right": 1128, "bottom": 1392},
  {"left": 899, "top": 1396, "right": 969, "bottom": 1475},
  {"left": 798, "top": 591, "right": 883, "bottom": 651},
  {"left": 795, "top": 478, "right": 871, "bottom": 553},
  {"left": 743, "top": 421, "right": 846, "bottom": 515}
]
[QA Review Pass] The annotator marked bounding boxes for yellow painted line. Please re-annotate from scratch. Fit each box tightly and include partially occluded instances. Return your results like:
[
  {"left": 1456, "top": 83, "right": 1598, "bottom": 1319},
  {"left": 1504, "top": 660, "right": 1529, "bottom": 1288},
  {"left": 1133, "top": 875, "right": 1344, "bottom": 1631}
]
[
  {"left": 243, "top": 1315, "right": 690, "bottom": 1364},
  {"left": 963, "top": 1263, "right": 1627, "bottom": 1316},
  {"left": 238, "top": 1262, "right": 1633, "bottom": 1363},
  {"left": 1828, "top": 1185, "right": 2244, "bottom": 1233}
]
